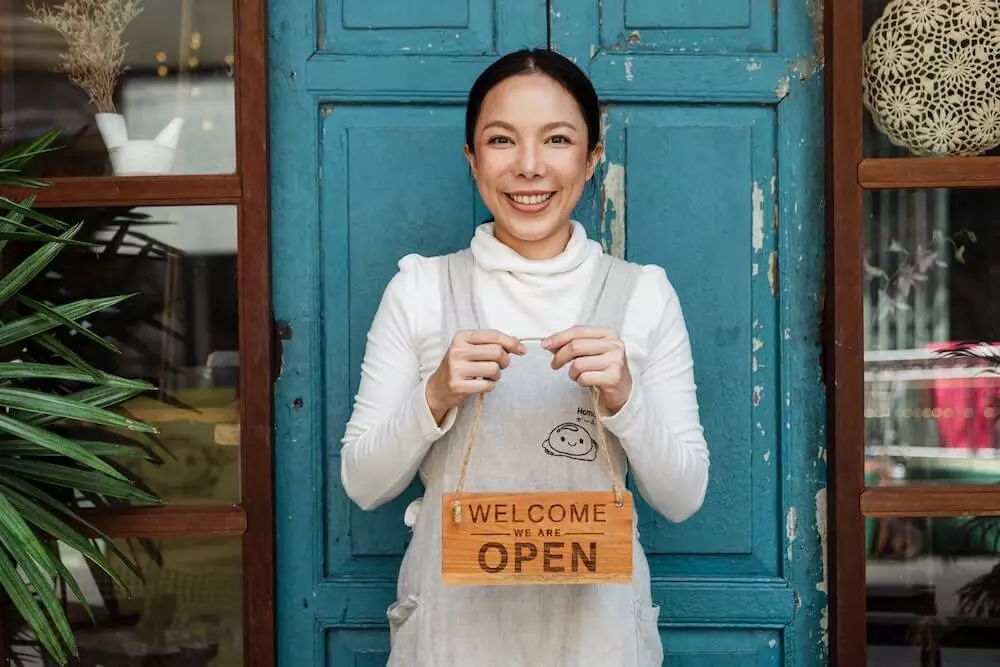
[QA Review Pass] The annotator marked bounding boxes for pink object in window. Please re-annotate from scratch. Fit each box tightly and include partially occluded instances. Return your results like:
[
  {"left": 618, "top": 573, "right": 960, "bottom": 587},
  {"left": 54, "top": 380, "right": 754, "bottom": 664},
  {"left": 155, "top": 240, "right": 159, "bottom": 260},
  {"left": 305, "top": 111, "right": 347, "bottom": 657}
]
[{"left": 929, "top": 342, "right": 1000, "bottom": 449}]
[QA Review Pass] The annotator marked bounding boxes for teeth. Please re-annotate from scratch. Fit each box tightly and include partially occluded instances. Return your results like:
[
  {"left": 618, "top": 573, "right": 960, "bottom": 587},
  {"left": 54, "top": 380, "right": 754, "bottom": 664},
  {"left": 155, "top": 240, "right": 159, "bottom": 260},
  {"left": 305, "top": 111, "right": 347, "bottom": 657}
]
[{"left": 509, "top": 193, "right": 553, "bottom": 205}]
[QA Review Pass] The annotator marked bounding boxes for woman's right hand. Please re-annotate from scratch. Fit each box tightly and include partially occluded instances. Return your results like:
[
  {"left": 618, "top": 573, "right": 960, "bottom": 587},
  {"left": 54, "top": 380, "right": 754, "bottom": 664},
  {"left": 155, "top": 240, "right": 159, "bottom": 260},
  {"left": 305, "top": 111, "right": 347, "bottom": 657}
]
[{"left": 426, "top": 329, "right": 525, "bottom": 424}]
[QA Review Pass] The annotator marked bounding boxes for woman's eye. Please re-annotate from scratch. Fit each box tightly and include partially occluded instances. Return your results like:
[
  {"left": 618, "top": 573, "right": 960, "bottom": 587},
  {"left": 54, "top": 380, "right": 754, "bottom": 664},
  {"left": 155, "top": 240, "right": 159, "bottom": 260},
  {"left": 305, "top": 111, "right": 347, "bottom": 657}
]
[
  {"left": 487, "top": 135, "right": 512, "bottom": 145},
  {"left": 548, "top": 135, "right": 571, "bottom": 145}
]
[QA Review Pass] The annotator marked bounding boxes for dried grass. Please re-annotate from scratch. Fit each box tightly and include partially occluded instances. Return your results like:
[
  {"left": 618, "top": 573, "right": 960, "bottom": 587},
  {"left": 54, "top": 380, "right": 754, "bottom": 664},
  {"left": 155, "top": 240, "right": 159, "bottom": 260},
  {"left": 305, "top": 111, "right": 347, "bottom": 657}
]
[{"left": 28, "top": 0, "right": 143, "bottom": 114}]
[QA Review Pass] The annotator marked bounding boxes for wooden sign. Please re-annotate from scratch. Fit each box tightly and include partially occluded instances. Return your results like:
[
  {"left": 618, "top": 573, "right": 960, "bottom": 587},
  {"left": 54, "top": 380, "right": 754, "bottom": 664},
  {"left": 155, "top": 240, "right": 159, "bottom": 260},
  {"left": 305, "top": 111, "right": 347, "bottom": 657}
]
[{"left": 441, "top": 491, "right": 633, "bottom": 586}]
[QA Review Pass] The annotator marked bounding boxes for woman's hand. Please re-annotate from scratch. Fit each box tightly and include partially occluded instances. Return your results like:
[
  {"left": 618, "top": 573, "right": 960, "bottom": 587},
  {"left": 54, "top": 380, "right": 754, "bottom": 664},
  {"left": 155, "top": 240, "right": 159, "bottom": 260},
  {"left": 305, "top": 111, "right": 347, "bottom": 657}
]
[
  {"left": 544, "top": 326, "right": 632, "bottom": 415},
  {"left": 426, "top": 329, "right": 526, "bottom": 424}
]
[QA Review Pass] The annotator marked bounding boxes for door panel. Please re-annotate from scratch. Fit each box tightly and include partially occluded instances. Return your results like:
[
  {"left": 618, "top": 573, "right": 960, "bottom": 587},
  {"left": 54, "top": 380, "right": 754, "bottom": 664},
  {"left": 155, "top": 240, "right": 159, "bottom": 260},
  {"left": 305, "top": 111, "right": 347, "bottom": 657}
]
[
  {"left": 603, "top": 0, "right": 775, "bottom": 52},
  {"left": 602, "top": 106, "right": 780, "bottom": 579},
  {"left": 319, "top": 0, "right": 541, "bottom": 54},
  {"left": 320, "top": 105, "right": 480, "bottom": 581},
  {"left": 270, "top": 0, "right": 826, "bottom": 664}
]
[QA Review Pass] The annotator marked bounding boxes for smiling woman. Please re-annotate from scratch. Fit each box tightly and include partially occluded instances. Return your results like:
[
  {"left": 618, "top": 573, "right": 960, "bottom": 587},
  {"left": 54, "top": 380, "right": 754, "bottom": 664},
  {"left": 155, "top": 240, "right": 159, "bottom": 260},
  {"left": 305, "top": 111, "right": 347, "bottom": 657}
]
[
  {"left": 338, "top": 48, "right": 710, "bottom": 667},
  {"left": 462, "top": 50, "right": 601, "bottom": 260}
]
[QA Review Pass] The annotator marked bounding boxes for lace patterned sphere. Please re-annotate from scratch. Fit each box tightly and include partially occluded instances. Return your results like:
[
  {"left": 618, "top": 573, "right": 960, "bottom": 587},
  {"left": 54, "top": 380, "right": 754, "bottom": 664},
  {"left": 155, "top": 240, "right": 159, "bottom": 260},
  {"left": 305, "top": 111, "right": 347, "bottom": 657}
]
[{"left": 862, "top": 0, "right": 1000, "bottom": 156}]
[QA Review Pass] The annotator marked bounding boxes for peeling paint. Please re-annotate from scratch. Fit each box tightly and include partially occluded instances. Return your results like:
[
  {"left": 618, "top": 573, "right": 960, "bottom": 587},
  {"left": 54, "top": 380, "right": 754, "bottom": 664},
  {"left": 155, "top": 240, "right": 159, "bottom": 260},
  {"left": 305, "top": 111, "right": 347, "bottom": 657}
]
[
  {"left": 817, "top": 487, "right": 830, "bottom": 648},
  {"left": 768, "top": 250, "right": 778, "bottom": 296},
  {"left": 806, "top": 0, "right": 825, "bottom": 71},
  {"left": 768, "top": 638, "right": 778, "bottom": 648},
  {"left": 752, "top": 356, "right": 758, "bottom": 372},
  {"left": 599, "top": 111, "right": 610, "bottom": 164},
  {"left": 752, "top": 338, "right": 764, "bottom": 352},
  {"left": 752, "top": 182, "right": 764, "bottom": 251},
  {"left": 746, "top": 59, "right": 762, "bottom": 72},
  {"left": 627, "top": 30, "right": 641, "bottom": 44},
  {"left": 624, "top": 57, "right": 635, "bottom": 82},
  {"left": 774, "top": 75, "right": 790, "bottom": 100},
  {"left": 786, "top": 505, "right": 798, "bottom": 561},
  {"left": 815, "top": 488, "right": 828, "bottom": 594},
  {"left": 763, "top": 449, "right": 771, "bottom": 463},
  {"left": 752, "top": 263, "right": 759, "bottom": 276},
  {"left": 752, "top": 385, "right": 763, "bottom": 406},
  {"left": 602, "top": 162, "right": 626, "bottom": 258}
]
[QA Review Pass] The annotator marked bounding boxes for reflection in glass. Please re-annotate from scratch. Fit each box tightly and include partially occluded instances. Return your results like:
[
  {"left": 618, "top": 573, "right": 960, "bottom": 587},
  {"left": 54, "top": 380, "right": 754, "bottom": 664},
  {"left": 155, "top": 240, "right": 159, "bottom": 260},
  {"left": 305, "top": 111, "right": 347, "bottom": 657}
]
[
  {"left": 867, "top": 515, "right": 1000, "bottom": 666},
  {"left": 19, "top": 205, "right": 240, "bottom": 504},
  {"left": 0, "top": 0, "right": 235, "bottom": 176},
  {"left": 864, "top": 189, "right": 1000, "bottom": 486},
  {"left": 10, "top": 536, "right": 243, "bottom": 666}
]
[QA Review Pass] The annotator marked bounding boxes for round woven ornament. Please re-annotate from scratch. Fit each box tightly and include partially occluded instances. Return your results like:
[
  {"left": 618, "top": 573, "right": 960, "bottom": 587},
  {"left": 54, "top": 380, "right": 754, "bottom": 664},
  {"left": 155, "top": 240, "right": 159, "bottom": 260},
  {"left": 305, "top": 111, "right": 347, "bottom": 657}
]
[{"left": 862, "top": 0, "right": 1000, "bottom": 156}]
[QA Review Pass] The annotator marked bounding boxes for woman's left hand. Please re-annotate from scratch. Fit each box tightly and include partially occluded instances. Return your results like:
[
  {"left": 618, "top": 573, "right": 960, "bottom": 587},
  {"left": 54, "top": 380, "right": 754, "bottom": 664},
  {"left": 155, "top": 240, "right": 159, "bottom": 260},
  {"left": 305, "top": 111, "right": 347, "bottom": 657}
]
[{"left": 543, "top": 326, "right": 632, "bottom": 415}]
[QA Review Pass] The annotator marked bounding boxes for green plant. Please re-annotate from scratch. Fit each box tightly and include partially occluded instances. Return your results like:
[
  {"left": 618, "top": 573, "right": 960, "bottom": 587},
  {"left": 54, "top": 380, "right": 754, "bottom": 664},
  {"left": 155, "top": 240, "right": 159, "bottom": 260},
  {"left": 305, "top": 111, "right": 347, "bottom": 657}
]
[{"left": 0, "top": 128, "right": 162, "bottom": 663}]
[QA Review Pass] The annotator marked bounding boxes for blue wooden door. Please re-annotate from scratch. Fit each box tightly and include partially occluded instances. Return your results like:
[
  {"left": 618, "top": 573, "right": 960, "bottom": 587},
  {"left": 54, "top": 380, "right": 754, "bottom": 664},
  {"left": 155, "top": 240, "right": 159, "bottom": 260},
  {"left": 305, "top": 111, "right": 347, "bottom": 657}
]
[{"left": 269, "top": 1, "right": 827, "bottom": 665}]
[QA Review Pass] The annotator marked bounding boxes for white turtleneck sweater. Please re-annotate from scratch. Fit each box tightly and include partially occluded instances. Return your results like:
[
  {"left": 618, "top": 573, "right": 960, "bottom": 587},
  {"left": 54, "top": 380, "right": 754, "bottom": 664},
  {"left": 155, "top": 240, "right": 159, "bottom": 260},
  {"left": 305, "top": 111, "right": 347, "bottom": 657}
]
[{"left": 340, "top": 222, "right": 710, "bottom": 524}]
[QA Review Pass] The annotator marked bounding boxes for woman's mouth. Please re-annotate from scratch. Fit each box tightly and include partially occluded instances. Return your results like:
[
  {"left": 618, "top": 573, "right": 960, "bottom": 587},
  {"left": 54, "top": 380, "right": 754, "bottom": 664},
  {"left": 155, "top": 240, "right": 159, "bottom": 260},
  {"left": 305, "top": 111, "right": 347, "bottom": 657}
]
[{"left": 505, "top": 191, "right": 555, "bottom": 213}]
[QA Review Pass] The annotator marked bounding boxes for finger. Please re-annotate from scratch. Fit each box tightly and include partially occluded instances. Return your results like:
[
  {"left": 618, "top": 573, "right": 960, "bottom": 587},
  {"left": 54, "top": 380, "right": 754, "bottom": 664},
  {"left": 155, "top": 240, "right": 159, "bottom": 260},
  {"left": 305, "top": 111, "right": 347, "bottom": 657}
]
[
  {"left": 460, "top": 343, "right": 511, "bottom": 368},
  {"left": 542, "top": 326, "right": 614, "bottom": 352},
  {"left": 574, "top": 369, "right": 617, "bottom": 389},
  {"left": 463, "top": 329, "right": 526, "bottom": 354},
  {"left": 551, "top": 338, "right": 617, "bottom": 370},
  {"left": 461, "top": 361, "right": 502, "bottom": 381},
  {"left": 461, "top": 378, "right": 497, "bottom": 394},
  {"left": 567, "top": 353, "right": 615, "bottom": 382}
]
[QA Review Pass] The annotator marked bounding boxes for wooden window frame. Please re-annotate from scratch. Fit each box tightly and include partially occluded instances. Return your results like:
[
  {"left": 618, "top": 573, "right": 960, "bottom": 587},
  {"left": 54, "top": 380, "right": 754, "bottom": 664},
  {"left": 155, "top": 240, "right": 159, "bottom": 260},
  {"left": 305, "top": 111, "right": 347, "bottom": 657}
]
[
  {"left": 826, "top": 2, "right": 1000, "bottom": 666},
  {"left": 0, "top": 0, "right": 274, "bottom": 664}
]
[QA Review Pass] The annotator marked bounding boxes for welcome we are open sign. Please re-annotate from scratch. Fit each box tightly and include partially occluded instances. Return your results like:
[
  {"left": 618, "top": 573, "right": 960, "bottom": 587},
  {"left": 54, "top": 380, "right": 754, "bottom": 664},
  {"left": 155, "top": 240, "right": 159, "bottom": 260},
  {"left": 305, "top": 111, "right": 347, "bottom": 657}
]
[{"left": 441, "top": 491, "right": 634, "bottom": 585}]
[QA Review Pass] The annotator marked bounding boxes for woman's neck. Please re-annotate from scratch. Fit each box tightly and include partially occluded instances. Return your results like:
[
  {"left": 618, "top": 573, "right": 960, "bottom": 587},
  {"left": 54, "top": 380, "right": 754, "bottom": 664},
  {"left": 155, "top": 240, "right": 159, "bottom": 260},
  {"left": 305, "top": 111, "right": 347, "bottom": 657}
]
[
  {"left": 470, "top": 220, "right": 592, "bottom": 276},
  {"left": 492, "top": 222, "right": 573, "bottom": 261}
]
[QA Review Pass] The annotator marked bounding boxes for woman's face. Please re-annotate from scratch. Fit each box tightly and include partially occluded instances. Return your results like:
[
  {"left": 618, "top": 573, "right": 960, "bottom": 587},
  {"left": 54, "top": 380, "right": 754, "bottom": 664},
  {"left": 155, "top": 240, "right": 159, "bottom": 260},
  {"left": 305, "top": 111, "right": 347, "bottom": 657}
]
[{"left": 465, "top": 73, "right": 602, "bottom": 259}]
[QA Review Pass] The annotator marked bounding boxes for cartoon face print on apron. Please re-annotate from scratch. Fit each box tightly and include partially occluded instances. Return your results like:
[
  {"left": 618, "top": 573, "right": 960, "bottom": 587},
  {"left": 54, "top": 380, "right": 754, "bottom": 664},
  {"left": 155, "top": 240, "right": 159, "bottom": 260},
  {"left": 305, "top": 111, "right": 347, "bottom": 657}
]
[{"left": 385, "top": 249, "right": 664, "bottom": 667}]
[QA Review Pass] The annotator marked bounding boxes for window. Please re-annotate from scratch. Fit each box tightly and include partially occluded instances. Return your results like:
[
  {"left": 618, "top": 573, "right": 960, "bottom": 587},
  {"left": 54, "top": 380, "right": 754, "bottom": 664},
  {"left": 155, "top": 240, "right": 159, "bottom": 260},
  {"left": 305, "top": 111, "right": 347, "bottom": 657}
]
[
  {"left": 828, "top": 1, "right": 1000, "bottom": 665},
  {"left": 0, "top": 0, "right": 272, "bottom": 664}
]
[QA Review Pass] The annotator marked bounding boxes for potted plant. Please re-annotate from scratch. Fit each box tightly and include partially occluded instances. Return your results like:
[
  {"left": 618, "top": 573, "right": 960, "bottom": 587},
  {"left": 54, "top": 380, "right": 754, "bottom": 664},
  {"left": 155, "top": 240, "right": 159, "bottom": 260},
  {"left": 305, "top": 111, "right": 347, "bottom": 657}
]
[
  {"left": 27, "top": 0, "right": 184, "bottom": 176},
  {"left": 0, "top": 128, "right": 164, "bottom": 664}
]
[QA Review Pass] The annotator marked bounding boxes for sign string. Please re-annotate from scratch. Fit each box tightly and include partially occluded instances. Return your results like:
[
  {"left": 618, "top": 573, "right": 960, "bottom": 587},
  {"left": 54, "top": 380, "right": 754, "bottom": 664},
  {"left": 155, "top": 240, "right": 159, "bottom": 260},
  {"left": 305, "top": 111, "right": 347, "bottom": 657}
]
[{"left": 451, "top": 337, "right": 626, "bottom": 524}]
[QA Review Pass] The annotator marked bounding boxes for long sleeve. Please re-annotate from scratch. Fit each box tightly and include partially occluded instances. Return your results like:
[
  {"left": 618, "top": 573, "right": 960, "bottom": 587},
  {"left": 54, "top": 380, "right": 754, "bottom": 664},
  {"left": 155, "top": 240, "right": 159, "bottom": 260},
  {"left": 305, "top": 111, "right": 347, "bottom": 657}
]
[
  {"left": 601, "top": 266, "right": 710, "bottom": 523},
  {"left": 340, "top": 257, "right": 457, "bottom": 511}
]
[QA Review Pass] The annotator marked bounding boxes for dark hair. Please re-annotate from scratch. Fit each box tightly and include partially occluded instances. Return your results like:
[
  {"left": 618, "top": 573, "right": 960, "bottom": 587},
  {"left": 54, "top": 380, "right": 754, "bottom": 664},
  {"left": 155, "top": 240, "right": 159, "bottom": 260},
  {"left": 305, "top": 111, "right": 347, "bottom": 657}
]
[{"left": 465, "top": 48, "right": 601, "bottom": 155}]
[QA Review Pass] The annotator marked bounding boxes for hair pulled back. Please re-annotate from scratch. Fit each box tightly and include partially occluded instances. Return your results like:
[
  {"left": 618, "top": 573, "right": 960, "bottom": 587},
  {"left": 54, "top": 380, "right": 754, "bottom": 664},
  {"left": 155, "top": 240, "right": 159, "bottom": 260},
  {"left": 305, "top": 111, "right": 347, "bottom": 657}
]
[{"left": 464, "top": 48, "right": 601, "bottom": 155}]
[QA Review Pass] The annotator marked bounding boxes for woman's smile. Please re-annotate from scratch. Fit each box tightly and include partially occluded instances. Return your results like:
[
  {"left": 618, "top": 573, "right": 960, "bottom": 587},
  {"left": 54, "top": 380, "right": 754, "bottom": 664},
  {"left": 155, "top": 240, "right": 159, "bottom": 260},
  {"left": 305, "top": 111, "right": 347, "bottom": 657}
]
[{"left": 505, "top": 190, "right": 556, "bottom": 213}]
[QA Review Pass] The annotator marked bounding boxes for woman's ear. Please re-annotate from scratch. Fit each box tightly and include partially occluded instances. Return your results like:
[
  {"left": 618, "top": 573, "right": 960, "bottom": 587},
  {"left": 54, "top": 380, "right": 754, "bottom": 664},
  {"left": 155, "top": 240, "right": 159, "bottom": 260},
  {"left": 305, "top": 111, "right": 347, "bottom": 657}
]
[
  {"left": 586, "top": 143, "right": 604, "bottom": 180},
  {"left": 464, "top": 144, "right": 478, "bottom": 180}
]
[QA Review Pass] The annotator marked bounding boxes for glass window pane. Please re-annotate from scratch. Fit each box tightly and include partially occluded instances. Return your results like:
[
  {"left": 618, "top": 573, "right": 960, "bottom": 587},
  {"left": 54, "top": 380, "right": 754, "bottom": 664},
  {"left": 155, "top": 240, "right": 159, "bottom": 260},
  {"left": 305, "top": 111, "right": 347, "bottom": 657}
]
[
  {"left": 1, "top": 0, "right": 235, "bottom": 176},
  {"left": 864, "top": 188, "right": 1000, "bottom": 486},
  {"left": 861, "top": 0, "right": 1000, "bottom": 159},
  {"left": 867, "top": 515, "right": 1000, "bottom": 665},
  {"left": 10, "top": 535, "right": 243, "bottom": 666},
  {"left": 18, "top": 205, "right": 240, "bottom": 504}
]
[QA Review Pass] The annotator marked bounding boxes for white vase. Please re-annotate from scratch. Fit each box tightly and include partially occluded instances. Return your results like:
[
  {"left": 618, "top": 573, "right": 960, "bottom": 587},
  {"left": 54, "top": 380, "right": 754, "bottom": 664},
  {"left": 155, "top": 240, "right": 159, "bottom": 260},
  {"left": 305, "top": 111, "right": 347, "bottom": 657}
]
[{"left": 95, "top": 113, "right": 184, "bottom": 176}]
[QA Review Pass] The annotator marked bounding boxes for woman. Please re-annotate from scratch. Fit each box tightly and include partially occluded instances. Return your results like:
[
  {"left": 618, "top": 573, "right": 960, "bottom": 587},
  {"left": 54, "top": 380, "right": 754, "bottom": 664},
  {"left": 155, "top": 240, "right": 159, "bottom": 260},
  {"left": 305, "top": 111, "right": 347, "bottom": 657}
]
[{"left": 340, "top": 48, "right": 709, "bottom": 667}]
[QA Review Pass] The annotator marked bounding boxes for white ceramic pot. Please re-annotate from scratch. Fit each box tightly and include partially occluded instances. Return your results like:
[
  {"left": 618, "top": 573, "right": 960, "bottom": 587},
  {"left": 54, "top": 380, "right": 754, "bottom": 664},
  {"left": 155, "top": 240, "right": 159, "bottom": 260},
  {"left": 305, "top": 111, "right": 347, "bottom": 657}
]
[{"left": 95, "top": 113, "right": 184, "bottom": 176}]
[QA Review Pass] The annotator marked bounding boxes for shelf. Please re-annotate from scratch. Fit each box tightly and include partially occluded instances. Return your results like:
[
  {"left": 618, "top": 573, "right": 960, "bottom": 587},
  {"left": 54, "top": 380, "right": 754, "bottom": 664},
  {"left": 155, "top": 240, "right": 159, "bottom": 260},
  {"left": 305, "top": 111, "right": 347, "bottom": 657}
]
[
  {"left": 74, "top": 505, "right": 247, "bottom": 537},
  {"left": 859, "top": 157, "right": 1000, "bottom": 190},
  {"left": 0, "top": 175, "right": 241, "bottom": 208}
]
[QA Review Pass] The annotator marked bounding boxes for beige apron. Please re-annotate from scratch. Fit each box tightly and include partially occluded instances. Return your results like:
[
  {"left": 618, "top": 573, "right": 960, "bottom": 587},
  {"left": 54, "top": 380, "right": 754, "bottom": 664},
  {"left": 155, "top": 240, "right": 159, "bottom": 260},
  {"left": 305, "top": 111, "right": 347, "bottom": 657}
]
[{"left": 386, "top": 249, "right": 663, "bottom": 667}]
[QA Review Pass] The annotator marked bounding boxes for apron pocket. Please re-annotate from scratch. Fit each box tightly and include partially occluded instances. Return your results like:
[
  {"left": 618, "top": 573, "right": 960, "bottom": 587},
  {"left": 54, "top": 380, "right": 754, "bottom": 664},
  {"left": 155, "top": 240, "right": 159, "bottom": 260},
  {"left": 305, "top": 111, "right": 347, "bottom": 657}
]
[{"left": 634, "top": 600, "right": 663, "bottom": 666}]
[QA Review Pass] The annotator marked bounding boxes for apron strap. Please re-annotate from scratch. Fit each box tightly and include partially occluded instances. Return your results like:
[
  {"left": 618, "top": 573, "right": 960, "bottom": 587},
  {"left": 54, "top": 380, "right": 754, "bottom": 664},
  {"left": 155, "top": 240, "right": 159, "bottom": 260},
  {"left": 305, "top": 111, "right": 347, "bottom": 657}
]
[
  {"left": 586, "top": 254, "right": 642, "bottom": 332},
  {"left": 441, "top": 249, "right": 480, "bottom": 339}
]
